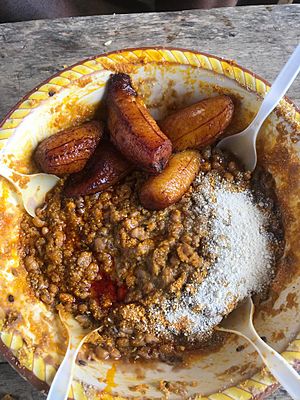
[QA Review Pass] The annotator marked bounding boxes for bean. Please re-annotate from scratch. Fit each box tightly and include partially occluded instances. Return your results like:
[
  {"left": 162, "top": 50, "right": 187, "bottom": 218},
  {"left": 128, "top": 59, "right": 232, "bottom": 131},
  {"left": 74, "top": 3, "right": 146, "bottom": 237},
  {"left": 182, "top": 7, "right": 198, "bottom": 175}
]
[
  {"left": 75, "top": 315, "right": 92, "bottom": 329},
  {"left": 76, "top": 291, "right": 90, "bottom": 300},
  {"left": 78, "top": 304, "right": 88, "bottom": 314},
  {"left": 244, "top": 171, "right": 252, "bottom": 181},
  {"left": 212, "top": 161, "right": 222, "bottom": 170},
  {"left": 24, "top": 256, "right": 39, "bottom": 271},
  {"left": 224, "top": 172, "right": 234, "bottom": 182},
  {"left": 143, "top": 282, "right": 153, "bottom": 294},
  {"left": 131, "top": 334, "right": 145, "bottom": 347},
  {"left": 8, "top": 294, "right": 14, "bottom": 303},
  {"left": 137, "top": 347, "right": 152, "bottom": 359},
  {"left": 49, "top": 284, "right": 59, "bottom": 294},
  {"left": 99, "top": 227, "right": 109, "bottom": 235},
  {"left": 137, "top": 239, "right": 154, "bottom": 256},
  {"left": 101, "top": 253, "right": 113, "bottom": 269},
  {"left": 42, "top": 227, "right": 49, "bottom": 235},
  {"left": 130, "top": 227, "right": 146, "bottom": 240},
  {"left": 95, "top": 347, "right": 109, "bottom": 360},
  {"left": 64, "top": 303, "right": 73, "bottom": 313},
  {"left": 170, "top": 209, "right": 181, "bottom": 223},
  {"left": 75, "top": 198, "right": 84, "bottom": 208},
  {"left": 123, "top": 218, "right": 138, "bottom": 230},
  {"left": 110, "top": 348, "right": 121, "bottom": 359},
  {"left": 145, "top": 334, "right": 159, "bottom": 344},
  {"left": 212, "top": 154, "right": 222, "bottom": 163},
  {"left": 77, "top": 252, "right": 92, "bottom": 268},
  {"left": 40, "top": 290, "right": 52, "bottom": 304},
  {"left": 161, "top": 266, "right": 174, "bottom": 285},
  {"left": 59, "top": 293, "right": 75, "bottom": 304},
  {"left": 85, "top": 263, "right": 99, "bottom": 280},
  {"left": 228, "top": 161, "right": 237, "bottom": 173},
  {"left": 120, "top": 323, "right": 133, "bottom": 335},
  {"left": 35, "top": 207, "right": 44, "bottom": 218},
  {"left": 50, "top": 273, "right": 60, "bottom": 283},
  {"left": 54, "top": 231, "right": 64, "bottom": 247},
  {"left": 202, "top": 146, "right": 211, "bottom": 160},
  {"left": 234, "top": 171, "right": 244, "bottom": 180},
  {"left": 94, "top": 237, "right": 107, "bottom": 252},
  {"left": 32, "top": 217, "right": 45, "bottom": 228},
  {"left": 201, "top": 162, "right": 211, "bottom": 172},
  {"left": 116, "top": 337, "right": 129, "bottom": 348}
]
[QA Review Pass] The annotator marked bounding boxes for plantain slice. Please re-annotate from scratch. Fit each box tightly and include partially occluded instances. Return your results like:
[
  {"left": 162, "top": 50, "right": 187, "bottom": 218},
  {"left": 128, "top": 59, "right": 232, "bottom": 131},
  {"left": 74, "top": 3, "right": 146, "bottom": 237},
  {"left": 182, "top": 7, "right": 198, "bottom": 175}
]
[
  {"left": 139, "top": 150, "right": 201, "bottom": 210},
  {"left": 159, "top": 96, "right": 234, "bottom": 151},
  {"left": 107, "top": 73, "right": 172, "bottom": 174},
  {"left": 64, "top": 141, "right": 132, "bottom": 197},
  {"left": 34, "top": 120, "right": 103, "bottom": 176}
]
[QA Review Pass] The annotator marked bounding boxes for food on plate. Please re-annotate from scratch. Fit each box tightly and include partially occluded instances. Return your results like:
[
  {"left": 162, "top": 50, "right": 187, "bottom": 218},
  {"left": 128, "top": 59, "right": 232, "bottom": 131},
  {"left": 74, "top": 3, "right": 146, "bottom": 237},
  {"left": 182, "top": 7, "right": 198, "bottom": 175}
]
[
  {"left": 159, "top": 96, "right": 234, "bottom": 150},
  {"left": 107, "top": 73, "right": 172, "bottom": 173},
  {"left": 34, "top": 120, "right": 103, "bottom": 176},
  {"left": 140, "top": 150, "right": 202, "bottom": 210},
  {"left": 19, "top": 73, "right": 284, "bottom": 365},
  {"left": 64, "top": 141, "right": 132, "bottom": 197}
]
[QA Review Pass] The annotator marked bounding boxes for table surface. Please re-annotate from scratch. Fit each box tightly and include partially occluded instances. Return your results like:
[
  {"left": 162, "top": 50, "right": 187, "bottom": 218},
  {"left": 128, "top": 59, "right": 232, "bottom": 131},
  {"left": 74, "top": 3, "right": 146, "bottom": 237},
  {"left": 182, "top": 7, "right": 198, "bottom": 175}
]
[{"left": 0, "top": 4, "right": 299, "bottom": 399}]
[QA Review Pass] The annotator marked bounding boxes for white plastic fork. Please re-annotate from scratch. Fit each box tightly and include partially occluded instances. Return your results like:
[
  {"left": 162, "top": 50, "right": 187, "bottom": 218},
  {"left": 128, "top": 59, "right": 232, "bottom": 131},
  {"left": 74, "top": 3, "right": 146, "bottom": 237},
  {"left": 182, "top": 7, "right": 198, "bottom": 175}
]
[
  {"left": 0, "top": 162, "right": 59, "bottom": 217},
  {"left": 218, "top": 298, "right": 300, "bottom": 400},
  {"left": 47, "top": 310, "right": 105, "bottom": 400},
  {"left": 217, "top": 44, "right": 300, "bottom": 171}
]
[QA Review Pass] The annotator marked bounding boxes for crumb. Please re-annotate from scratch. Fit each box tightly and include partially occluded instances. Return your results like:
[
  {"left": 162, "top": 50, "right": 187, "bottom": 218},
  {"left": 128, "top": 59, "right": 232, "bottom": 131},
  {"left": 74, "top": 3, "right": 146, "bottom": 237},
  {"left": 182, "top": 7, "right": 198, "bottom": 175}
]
[{"left": 129, "top": 384, "right": 149, "bottom": 394}]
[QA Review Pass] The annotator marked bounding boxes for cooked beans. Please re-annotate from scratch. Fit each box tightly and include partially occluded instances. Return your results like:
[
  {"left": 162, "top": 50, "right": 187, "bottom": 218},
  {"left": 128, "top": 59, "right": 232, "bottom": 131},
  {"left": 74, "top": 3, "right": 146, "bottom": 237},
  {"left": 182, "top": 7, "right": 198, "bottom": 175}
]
[{"left": 20, "top": 146, "right": 281, "bottom": 363}]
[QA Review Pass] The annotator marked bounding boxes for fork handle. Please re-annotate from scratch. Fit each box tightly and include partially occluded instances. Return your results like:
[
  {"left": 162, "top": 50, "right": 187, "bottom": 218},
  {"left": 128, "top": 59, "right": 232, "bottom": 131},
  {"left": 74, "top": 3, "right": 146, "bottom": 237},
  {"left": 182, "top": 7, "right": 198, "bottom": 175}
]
[
  {"left": 242, "top": 330, "right": 300, "bottom": 400},
  {"left": 47, "top": 342, "right": 80, "bottom": 400},
  {"left": 251, "top": 44, "right": 300, "bottom": 132}
]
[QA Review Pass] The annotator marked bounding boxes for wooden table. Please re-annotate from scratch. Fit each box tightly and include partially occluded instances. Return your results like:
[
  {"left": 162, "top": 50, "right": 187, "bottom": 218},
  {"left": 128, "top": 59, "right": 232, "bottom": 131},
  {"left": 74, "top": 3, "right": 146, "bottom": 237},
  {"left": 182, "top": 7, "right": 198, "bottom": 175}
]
[{"left": 0, "top": 4, "right": 299, "bottom": 399}]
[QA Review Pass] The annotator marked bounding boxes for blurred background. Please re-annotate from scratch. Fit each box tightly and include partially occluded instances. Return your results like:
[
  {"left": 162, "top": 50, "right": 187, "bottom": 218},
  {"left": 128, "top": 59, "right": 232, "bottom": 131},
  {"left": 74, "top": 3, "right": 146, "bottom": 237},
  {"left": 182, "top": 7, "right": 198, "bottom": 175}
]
[{"left": 0, "top": 0, "right": 298, "bottom": 23}]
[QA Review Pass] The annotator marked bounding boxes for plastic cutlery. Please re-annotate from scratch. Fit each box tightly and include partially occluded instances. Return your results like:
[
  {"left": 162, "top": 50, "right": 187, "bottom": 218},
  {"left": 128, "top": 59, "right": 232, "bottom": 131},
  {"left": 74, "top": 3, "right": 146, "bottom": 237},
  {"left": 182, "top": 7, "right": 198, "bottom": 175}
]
[
  {"left": 218, "top": 298, "right": 300, "bottom": 400},
  {"left": 217, "top": 44, "right": 300, "bottom": 171},
  {"left": 47, "top": 310, "right": 105, "bottom": 400},
  {"left": 0, "top": 163, "right": 59, "bottom": 217}
]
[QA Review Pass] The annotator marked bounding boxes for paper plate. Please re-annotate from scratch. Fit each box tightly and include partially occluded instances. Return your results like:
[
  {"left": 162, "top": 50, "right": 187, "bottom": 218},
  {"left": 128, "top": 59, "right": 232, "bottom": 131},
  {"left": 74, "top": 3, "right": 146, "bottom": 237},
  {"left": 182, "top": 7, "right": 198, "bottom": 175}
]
[{"left": 0, "top": 47, "right": 300, "bottom": 400}]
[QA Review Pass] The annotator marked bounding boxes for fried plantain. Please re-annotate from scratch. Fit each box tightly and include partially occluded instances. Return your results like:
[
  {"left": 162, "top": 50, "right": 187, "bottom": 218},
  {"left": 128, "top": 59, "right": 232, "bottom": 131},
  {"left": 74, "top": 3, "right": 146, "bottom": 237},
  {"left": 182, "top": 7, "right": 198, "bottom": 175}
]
[{"left": 107, "top": 73, "right": 172, "bottom": 174}]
